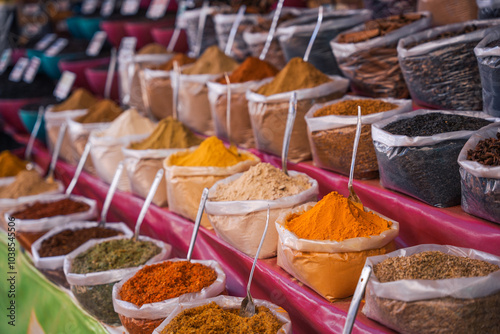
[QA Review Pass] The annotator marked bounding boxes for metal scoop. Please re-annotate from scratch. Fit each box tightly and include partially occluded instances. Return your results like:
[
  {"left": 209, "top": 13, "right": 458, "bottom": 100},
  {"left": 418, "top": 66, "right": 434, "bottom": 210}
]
[
  {"left": 65, "top": 142, "right": 92, "bottom": 196},
  {"left": 343, "top": 265, "right": 372, "bottom": 334},
  {"left": 24, "top": 106, "right": 44, "bottom": 168},
  {"left": 259, "top": 0, "right": 284, "bottom": 61},
  {"left": 347, "top": 107, "right": 366, "bottom": 212},
  {"left": 187, "top": 188, "right": 209, "bottom": 261},
  {"left": 98, "top": 161, "right": 124, "bottom": 227},
  {"left": 303, "top": 6, "right": 323, "bottom": 62},
  {"left": 224, "top": 72, "right": 236, "bottom": 149},
  {"left": 282, "top": 92, "right": 297, "bottom": 176},
  {"left": 225, "top": 5, "right": 246, "bottom": 56},
  {"left": 46, "top": 122, "right": 67, "bottom": 183}
]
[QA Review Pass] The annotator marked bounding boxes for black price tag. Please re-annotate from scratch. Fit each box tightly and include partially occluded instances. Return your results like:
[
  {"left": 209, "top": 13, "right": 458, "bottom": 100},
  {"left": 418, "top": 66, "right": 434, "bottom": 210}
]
[
  {"left": 86, "top": 31, "right": 107, "bottom": 56},
  {"left": 45, "top": 38, "right": 68, "bottom": 57},
  {"left": 34, "top": 33, "right": 57, "bottom": 51},
  {"left": 53, "top": 71, "right": 76, "bottom": 100},
  {"left": 146, "top": 0, "right": 170, "bottom": 19},
  {"left": 8, "top": 57, "right": 29, "bottom": 82},
  {"left": 121, "top": 0, "right": 140, "bottom": 16},
  {"left": 0, "top": 49, "right": 12, "bottom": 75},
  {"left": 23, "top": 57, "right": 41, "bottom": 83}
]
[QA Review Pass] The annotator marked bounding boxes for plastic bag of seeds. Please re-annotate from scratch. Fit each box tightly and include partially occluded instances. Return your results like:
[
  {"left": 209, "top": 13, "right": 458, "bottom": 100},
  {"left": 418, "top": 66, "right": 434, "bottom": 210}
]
[
  {"left": 330, "top": 12, "right": 432, "bottom": 98},
  {"left": 275, "top": 202, "right": 399, "bottom": 301},
  {"left": 277, "top": 9, "right": 372, "bottom": 76},
  {"left": 418, "top": 0, "right": 478, "bottom": 26},
  {"left": 204, "top": 171, "right": 319, "bottom": 259},
  {"left": 474, "top": 27, "right": 500, "bottom": 117},
  {"left": 142, "top": 68, "right": 174, "bottom": 120},
  {"left": 362, "top": 244, "right": 500, "bottom": 334},
  {"left": 305, "top": 96, "right": 412, "bottom": 179},
  {"left": 398, "top": 19, "right": 500, "bottom": 111},
  {"left": 153, "top": 295, "right": 292, "bottom": 334},
  {"left": 64, "top": 235, "right": 172, "bottom": 325},
  {"left": 372, "top": 109, "right": 498, "bottom": 207},
  {"left": 247, "top": 76, "right": 349, "bottom": 163},
  {"left": 458, "top": 123, "right": 500, "bottom": 224},
  {"left": 112, "top": 258, "right": 226, "bottom": 334},
  {"left": 364, "top": 0, "right": 418, "bottom": 19},
  {"left": 477, "top": 0, "right": 500, "bottom": 19},
  {"left": 213, "top": 12, "right": 260, "bottom": 61}
]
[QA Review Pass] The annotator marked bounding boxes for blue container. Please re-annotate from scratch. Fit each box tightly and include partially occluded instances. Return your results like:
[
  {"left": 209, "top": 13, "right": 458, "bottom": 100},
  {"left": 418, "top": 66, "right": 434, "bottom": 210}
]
[
  {"left": 78, "top": 17, "right": 103, "bottom": 40},
  {"left": 18, "top": 109, "right": 47, "bottom": 144},
  {"left": 66, "top": 17, "right": 85, "bottom": 38},
  {"left": 41, "top": 53, "right": 80, "bottom": 79}
]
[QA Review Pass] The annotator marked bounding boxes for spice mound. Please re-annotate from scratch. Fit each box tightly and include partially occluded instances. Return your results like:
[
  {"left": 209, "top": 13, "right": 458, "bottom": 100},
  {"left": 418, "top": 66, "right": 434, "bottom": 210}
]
[
  {"left": 155, "top": 53, "right": 196, "bottom": 71},
  {"left": 51, "top": 88, "right": 98, "bottom": 112},
  {"left": 161, "top": 302, "right": 284, "bottom": 334},
  {"left": 383, "top": 113, "right": 492, "bottom": 137},
  {"left": 215, "top": 57, "right": 278, "bottom": 84},
  {"left": 128, "top": 117, "right": 202, "bottom": 150},
  {"left": 71, "top": 239, "right": 161, "bottom": 274},
  {"left": 98, "top": 108, "right": 156, "bottom": 138},
  {"left": 313, "top": 99, "right": 398, "bottom": 117},
  {"left": 182, "top": 45, "right": 238, "bottom": 75},
  {"left": 256, "top": 57, "right": 332, "bottom": 96},
  {"left": 75, "top": 99, "right": 123, "bottom": 124},
  {"left": 137, "top": 43, "right": 168, "bottom": 55},
  {"left": 0, "top": 151, "right": 28, "bottom": 177},
  {"left": 169, "top": 136, "right": 252, "bottom": 167},
  {"left": 374, "top": 251, "right": 500, "bottom": 282},
  {"left": 120, "top": 261, "right": 217, "bottom": 307},
  {"left": 0, "top": 170, "right": 59, "bottom": 199},
  {"left": 467, "top": 132, "right": 500, "bottom": 166},
  {"left": 38, "top": 227, "right": 122, "bottom": 257},
  {"left": 213, "top": 163, "right": 311, "bottom": 201},
  {"left": 285, "top": 191, "right": 391, "bottom": 241},
  {"left": 12, "top": 198, "right": 90, "bottom": 220}
]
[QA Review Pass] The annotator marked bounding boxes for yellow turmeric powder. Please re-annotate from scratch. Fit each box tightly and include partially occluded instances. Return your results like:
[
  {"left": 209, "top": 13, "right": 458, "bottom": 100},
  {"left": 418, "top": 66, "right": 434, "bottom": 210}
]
[
  {"left": 168, "top": 136, "right": 253, "bottom": 167},
  {"left": 75, "top": 99, "right": 123, "bottom": 124},
  {"left": 285, "top": 191, "right": 391, "bottom": 241},
  {"left": 0, "top": 151, "right": 28, "bottom": 177},
  {"left": 51, "top": 88, "right": 98, "bottom": 112}
]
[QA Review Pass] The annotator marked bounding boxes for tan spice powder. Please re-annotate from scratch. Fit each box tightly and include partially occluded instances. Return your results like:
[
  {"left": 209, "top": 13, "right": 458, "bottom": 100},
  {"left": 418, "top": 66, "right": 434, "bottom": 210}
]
[{"left": 313, "top": 99, "right": 398, "bottom": 117}]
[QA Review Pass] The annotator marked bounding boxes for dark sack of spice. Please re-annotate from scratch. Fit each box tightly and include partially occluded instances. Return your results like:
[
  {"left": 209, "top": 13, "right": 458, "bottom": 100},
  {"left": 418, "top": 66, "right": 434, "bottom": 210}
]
[
  {"left": 63, "top": 236, "right": 171, "bottom": 325},
  {"left": 478, "top": 0, "right": 500, "bottom": 19},
  {"left": 276, "top": 9, "right": 372, "bottom": 76},
  {"left": 364, "top": 0, "right": 418, "bottom": 19},
  {"left": 330, "top": 12, "right": 431, "bottom": 99},
  {"left": 362, "top": 244, "right": 500, "bottom": 334},
  {"left": 458, "top": 123, "right": 500, "bottom": 224},
  {"left": 177, "top": 6, "right": 221, "bottom": 57},
  {"left": 305, "top": 96, "right": 412, "bottom": 179},
  {"left": 397, "top": 20, "right": 500, "bottom": 111},
  {"left": 474, "top": 27, "right": 500, "bottom": 117},
  {"left": 371, "top": 110, "right": 495, "bottom": 207}
]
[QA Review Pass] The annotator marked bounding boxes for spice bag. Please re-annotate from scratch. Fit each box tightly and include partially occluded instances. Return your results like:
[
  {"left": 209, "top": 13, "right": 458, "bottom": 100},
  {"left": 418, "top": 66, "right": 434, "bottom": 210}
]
[
  {"left": 31, "top": 221, "right": 132, "bottom": 288},
  {"left": 372, "top": 109, "right": 498, "bottom": 207},
  {"left": 277, "top": 9, "right": 372, "bottom": 76},
  {"left": 474, "top": 27, "right": 500, "bottom": 117},
  {"left": 0, "top": 178, "right": 64, "bottom": 213},
  {"left": 171, "top": 72, "right": 219, "bottom": 136},
  {"left": 123, "top": 147, "right": 182, "bottom": 207},
  {"left": 207, "top": 78, "right": 272, "bottom": 148},
  {"left": 330, "top": 12, "right": 431, "bottom": 98},
  {"left": 305, "top": 96, "right": 412, "bottom": 179},
  {"left": 362, "top": 244, "right": 500, "bottom": 334},
  {"left": 205, "top": 171, "right": 319, "bottom": 259},
  {"left": 247, "top": 76, "right": 349, "bottom": 162},
  {"left": 275, "top": 203, "right": 399, "bottom": 301},
  {"left": 177, "top": 7, "right": 222, "bottom": 56},
  {"left": 458, "top": 123, "right": 500, "bottom": 224},
  {"left": 89, "top": 131, "right": 150, "bottom": 192},
  {"left": 164, "top": 150, "right": 260, "bottom": 228},
  {"left": 44, "top": 107, "right": 87, "bottom": 164},
  {"left": 213, "top": 12, "right": 259, "bottom": 61},
  {"left": 64, "top": 235, "right": 172, "bottom": 325},
  {"left": 143, "top": 68, "right": 174, "bottom": 120},
  {"left": 398, "top": 20, "right": 500, "bottom": 111},
  {"left": 112, "top": 258, "right": 226, "bottom": 334},
  {"left": 152, "top": 295, "right": 292, "bottom": 334},
  {"left": 478, "top": 0, "right": 500, "bottom": 19},
  {"left": 418, "top": 0, "right": 478, "bottom": 26},
  {"left": 364, "top": 0, "right": 418, "bottom": 19}
]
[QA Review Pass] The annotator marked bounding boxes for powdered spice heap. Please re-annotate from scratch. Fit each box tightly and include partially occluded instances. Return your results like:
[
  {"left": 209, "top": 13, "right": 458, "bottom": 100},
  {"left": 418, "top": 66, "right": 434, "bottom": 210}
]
[
  {"left": 374, "top": 251, "right": 500, "bottom": 282},
  {"left": 120, "top": 261, "right": 217, "bottom": 307},
  {"left": 256, "top": 57, "right": 332, "bottom": 96},
  {"left": 0, "top": 170, "right": 59, "bottom": 199},
  {"left": 98, "top": 108, "right": 156, "bottom": 138},
  {"left": 182, "top": 46, "right": 238, "bottom": 75},
  {"left": 0, "top": 151, "right": 28, "bottom": 177},
  {"left": 215, "top": 57, "right": 278, "bottom": 84},
  {"left": 75, "top": 99, "right": 123, "bottom": 124},
  {"left": 156, "top": 53, "right": 196, "bottom": 71},
  {"left": 161, "top": 302, "right": 284, "bottom": 334},
  {"left": 313, "top": 99, "right": 398, "bottom": 117},
  {"left": 12, "top": 198, "right": 90, "bottom": 220},
  {"left": 213, "top": 163, "right": 311, "bottom": 201},
  {"left": 285, "top": 191, "right": 391, "bottom": 241},
  {"left": 51, "top": 88, "right": 98, "bottom": 112}
]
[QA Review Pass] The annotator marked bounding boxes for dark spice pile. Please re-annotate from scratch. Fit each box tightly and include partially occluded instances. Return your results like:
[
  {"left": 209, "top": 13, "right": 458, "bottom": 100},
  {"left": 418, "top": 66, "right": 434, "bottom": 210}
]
[
  {"left": 161, "top": 302, "right": 284, "bottom": 334},
  {"left": 467, "top": 132, "right": 500, "bottom": 166},
  {"left": 13, "top": 198, "right": 91, "bottom": 220},
  {"left": 0, "top": 68, "right": 55, "bottom": 99},
  {"left": 38, "top": 227, "right": 122, "bottom": 257},
  {"left": 460, "top": 168, "right": 500, "bottom": 224},
  {"left": 405, "top": 25, "right": 482, "bottom": 49}
]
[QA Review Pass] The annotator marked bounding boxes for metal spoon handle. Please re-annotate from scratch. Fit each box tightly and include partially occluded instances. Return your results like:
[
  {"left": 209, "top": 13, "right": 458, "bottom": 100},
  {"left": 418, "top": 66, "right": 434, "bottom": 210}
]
[
  {"left": 348, "top": 107, "right": 362, "bottom": 194},
  {"left": 173, "top": 60, "right": 181, "bottom": 120},
  {"left": 195, "top": 1, "right": 210, "bottom": 58},
  {"left": 47, "top": 122, "right": 67, "bottom": 180},
  {"left": 104, "top": 48, "right": 117, "bottom": 100},
  {"left": 224, "top": 72, "right": 233, "bottom": 146},
  {"left": 303, "top": 6, "right": 323, "bottom": 63},
  {"left": 343, "top": 265, "right": 372, "bottom": 334},
  {"left": 187, "top": 187, "right": 209, "bottom": 261},
  {"left": 99, "top": 161, "right": 124, "bottom": 227},
  {"left": 167, "top": 26, "right": 181, "bottom": 53},
  {"left": 65, "top": 142, "right": 91, "bottom": 196},
  {"left": 282, "top": 91, "right": 297, "bottom": 176},
  {"left": 247, "top": 206, "right": 270, "bottom": 294},
  {"left": 133, "top": 168, "right": 164, "bottom": 240},
  {"left": 25, "top": 106, "right": 44, "bottom": 161},
  {"left": 225, "top": 5, "right": 246, "bottom": 56},
  {"left": 259, "top": 0, "right": 284, "bottom": 61}
]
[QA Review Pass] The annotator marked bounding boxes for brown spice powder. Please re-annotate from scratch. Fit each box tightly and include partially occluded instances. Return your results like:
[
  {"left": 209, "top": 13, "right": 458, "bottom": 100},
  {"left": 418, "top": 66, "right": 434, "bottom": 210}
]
[
  {"left": 12, "top": 198, "right": 90, "bottom": 220},
  {"left": 313, "top": 99, "right": 398, "bottom": 117}
]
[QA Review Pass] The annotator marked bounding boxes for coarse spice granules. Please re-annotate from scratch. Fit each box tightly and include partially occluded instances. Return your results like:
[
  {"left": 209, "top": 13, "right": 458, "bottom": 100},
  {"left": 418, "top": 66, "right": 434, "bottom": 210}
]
[
  {"left": 313, "top": 99, "right": 398, "bottom": 117},
  {"left": 120, "top": 261, "right": 217, "bottom": 307},
  {"left": 12, "top": 198, "right": 90, "bottom": 220},
  {"left": 373, "top": 251, "right": 499, "bottom": 283},
  {"left": 467, "top": 132, "right": 500, "bottom": 166}
]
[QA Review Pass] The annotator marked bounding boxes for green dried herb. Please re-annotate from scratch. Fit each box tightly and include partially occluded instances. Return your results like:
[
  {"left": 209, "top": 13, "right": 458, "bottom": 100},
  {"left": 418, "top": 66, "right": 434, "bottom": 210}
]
[{"left": 72, "top": 283, "right": 120, "bottom": 325}]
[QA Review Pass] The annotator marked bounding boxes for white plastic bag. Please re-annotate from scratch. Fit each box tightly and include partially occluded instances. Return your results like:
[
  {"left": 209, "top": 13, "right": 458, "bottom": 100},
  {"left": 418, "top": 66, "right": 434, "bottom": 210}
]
[
  {"left": 247, "top": 76, "right": 349, "bottom": 162},
  {"left": 477, "top": 0, "right": 500, "bottom": 19},
  {"left": 142, "top": 68, "right": 173, "bottom": 120},
  {"left": 177, "top": 7, "right": 222, "bottom": 56},
  {"left": 205, "top": 171, "right": 319, "bottom": 258},
  {"left": 213, "top": 12, "right": 259, "bottom": 61},
  {"left": 153, "top": 295, "right": 292, "bottom": 334},
  {"left": 0, "top": 178, "right": 64, "bottom": 211}
]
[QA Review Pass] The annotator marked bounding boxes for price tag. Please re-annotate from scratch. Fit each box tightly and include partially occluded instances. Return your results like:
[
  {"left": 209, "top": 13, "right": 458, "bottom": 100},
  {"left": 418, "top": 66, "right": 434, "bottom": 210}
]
[
  {"left": 34, "top": 33, "right": 57, "bottom": 51},
  {"left": 0, "top": 49, "right": 12, "bottom": 75},
  {"left": 146, "top": 0, "right": 170, "bottom": 19},
  {"left": 8, "top": 57, "right": 29, "bottom": 82},
  {"left": 81, "top": 0, "right": 98, "bottom": 15},
  {"left": 53, "top": 71, "right": 76, "bottom": 100},
  {"left": 121, "top": 0, "right": 140, "bottom": 15},
  {"left": 45, "top": 38, "right": 68, "bottom": 57},
  {"left": 118, "top": 37, "right": 137, "bottom": 58},
  {"left": 86, "top": 31, "right": 107, "bottom": 56},
  {"left": 100, "top": 0, "right": 115, "bottom": 17},
  {"left": 23, "top": 57, "right": 41, "bottom": 83}
]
